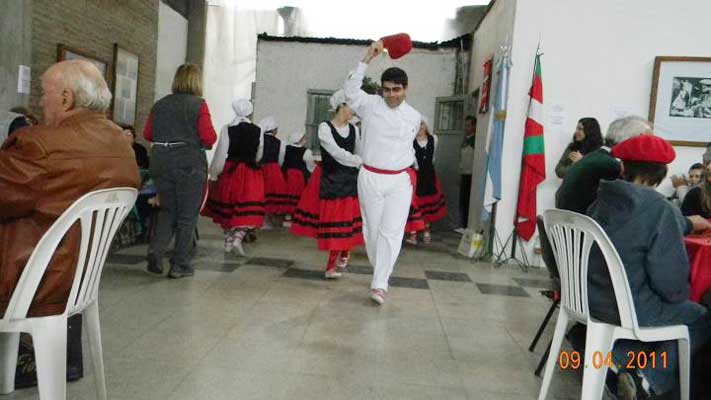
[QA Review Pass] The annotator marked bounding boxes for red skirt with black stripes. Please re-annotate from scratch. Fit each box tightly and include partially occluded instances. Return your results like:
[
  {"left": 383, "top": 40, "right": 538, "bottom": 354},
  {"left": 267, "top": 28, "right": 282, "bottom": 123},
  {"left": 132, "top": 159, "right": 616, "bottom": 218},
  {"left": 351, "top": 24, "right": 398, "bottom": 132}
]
[
  {"left": 263, "top": 162, "right": 289, "bottom": 215},
  {"left": 202, "top": 161, "right": 265, "bottom": 229},
  {"left": 415, "top": 177, "right": 447, "bottom": 223},
  {"left": 405, "top": 170, "right": 426, "bottom": 232},
  {"left": 284, "top": 168, "right": 307, "bottom": 215},
  {"left": 290, "top": 166, "right": 364, "bottom": 251}
]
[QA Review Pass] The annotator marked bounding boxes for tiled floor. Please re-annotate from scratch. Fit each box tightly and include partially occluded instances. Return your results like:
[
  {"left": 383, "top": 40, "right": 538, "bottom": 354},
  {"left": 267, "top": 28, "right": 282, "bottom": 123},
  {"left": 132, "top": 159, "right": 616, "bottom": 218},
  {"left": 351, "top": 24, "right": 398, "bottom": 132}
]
[{"left": 3, "top": 218, "right": 585, "bottom": 400}]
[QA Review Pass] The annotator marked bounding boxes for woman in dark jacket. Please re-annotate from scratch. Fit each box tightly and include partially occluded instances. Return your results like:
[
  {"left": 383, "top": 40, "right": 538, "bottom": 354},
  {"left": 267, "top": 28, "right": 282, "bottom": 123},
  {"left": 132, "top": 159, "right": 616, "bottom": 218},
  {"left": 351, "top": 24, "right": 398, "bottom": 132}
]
[
  {"left": 143, "top": 64, "right": 217, "bottom": 278},
  {"left": 554, "top": 117, "right": 603, "bottom": 178},
  {"left": 681, "top": 160, "right": 711, "bottom": 219}
]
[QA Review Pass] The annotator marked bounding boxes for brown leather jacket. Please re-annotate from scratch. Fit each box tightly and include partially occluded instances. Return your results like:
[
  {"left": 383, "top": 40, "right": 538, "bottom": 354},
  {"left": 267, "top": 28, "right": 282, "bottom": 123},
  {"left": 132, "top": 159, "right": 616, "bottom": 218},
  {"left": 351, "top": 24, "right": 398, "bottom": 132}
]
[{"left": 0, "top": 110, "right": 141, "bottom": 317}]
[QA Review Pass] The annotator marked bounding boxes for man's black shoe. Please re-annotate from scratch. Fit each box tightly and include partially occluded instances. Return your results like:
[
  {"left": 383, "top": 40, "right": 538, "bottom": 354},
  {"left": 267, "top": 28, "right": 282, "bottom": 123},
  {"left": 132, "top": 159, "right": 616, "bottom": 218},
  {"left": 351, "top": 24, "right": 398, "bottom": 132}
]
[
  {"left": 146, "top": 255, "right": 163, "bottom": 275},
  {"left": 168, "top": 266, "right": 194, "bottom": 279}
]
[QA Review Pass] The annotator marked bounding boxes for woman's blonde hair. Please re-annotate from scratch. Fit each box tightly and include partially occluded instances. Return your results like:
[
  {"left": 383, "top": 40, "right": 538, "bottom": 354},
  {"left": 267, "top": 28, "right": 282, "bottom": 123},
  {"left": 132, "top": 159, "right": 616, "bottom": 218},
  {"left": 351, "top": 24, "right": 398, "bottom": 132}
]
[{"left": 171, "top": 64, "right": 202, "bottom": 96}]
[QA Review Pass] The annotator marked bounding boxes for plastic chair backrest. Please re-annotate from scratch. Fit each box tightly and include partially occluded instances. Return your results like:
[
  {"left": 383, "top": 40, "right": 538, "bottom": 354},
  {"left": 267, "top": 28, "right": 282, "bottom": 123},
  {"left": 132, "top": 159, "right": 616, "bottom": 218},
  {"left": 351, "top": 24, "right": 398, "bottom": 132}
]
[
  {"left": 542, "top": 209, "right": 639, "bottom": 331},
  {"left": 3, "top": 188, "right": 137, "bottom": 320}
]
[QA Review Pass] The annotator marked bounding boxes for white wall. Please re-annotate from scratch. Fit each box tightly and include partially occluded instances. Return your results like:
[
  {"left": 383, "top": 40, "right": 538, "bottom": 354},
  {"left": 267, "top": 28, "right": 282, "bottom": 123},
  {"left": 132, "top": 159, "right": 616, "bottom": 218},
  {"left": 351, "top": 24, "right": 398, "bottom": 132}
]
[
  {"left": 254, "top": 40, "right": 458, "bottom": 142},
  {"left": 155, "top": 2, "right": 188, "bottom": 101},
  {"left": 473, "top": 0, "right": 711, "bottom": 264}
]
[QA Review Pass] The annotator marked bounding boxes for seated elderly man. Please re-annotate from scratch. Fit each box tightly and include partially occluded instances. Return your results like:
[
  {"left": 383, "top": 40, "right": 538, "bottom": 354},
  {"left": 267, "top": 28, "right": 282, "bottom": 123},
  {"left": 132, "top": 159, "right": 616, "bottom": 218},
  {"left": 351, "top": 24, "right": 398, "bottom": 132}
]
[
  {"left": 587, "top": 135, "right": 711, "bottom": 399},
  {"left": 0, "top": 60, "right": 140, "bottom": 317}
]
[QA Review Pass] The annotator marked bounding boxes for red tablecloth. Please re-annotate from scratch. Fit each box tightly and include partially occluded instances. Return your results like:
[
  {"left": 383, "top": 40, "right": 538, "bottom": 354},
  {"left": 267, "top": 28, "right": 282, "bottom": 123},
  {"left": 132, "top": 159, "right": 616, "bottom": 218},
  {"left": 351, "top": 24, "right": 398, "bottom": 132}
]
[{"left": 686, "top": 234, "right": 711, "bottom": 302}]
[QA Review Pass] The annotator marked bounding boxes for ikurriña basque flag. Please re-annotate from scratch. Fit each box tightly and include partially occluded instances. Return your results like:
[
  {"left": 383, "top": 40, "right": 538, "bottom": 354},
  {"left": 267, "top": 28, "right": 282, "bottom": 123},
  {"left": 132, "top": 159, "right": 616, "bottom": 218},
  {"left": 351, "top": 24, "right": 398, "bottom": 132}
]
[{"left": 515, "top": 50, "right": 545, "bottom": 241}]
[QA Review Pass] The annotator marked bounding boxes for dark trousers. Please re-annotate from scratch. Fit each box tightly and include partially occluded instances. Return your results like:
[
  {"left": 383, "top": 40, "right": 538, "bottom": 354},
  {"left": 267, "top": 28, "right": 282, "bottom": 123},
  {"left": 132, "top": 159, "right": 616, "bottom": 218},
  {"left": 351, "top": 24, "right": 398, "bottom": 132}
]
[
  {"left": 459, "top": 174, "right": 472, "bottom": 228},
  {"left": 148, "top": 150, "right": 206, "bottom": 270}
]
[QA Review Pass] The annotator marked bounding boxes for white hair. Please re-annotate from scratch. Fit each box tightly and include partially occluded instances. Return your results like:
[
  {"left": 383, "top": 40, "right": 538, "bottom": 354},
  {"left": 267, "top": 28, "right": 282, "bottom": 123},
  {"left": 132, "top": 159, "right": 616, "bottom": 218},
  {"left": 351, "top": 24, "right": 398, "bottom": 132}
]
[
  {"left": 58, "top": 61, "right": 112, "bottom": 113},
  {"left": 605, "top": 115, "right": 653, "bottom": 146}
]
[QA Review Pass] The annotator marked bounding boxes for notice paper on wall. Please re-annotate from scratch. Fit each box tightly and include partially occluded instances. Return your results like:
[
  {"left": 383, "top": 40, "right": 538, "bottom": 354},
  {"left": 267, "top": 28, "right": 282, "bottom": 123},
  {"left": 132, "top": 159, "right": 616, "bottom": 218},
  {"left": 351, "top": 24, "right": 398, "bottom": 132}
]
[
  {"left": 549, "top": 103, "right": 567, "bottom": 129},
  {"left": 610, "top": 104, "right": 635, "bottom": 121},
  {"left": 17, "top": 65, "right": 31, "bottom": 94}
]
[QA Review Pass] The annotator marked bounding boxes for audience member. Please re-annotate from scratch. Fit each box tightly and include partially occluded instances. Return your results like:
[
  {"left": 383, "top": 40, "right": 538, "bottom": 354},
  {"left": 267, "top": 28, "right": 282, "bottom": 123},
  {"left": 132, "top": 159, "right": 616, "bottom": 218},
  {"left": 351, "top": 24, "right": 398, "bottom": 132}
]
[
  {"left": 556, "top": 116, "right": 651, "bottom": 213},
  {"left": 125, "top": 125, "right": 149, "bottom": 170},
  {"left": 670, "top": 162, "right": 705, "bottom": 205},
  {"left": 458, "top": 115, "right": 476, "bottom": 231},
  {"left": 143, "top": 63, "right": 217, "bottom": 279},
  {"left": 586, "top": 135, "right": 711, "bottom": 399},
  {"left": 554, "top": 117, "right": 603, "bottom": 178},
  {"left": 0, "top": 60, "right": 140, "bottom": 317},
  {"left": 681, "top": 160, "right": 711, "bottom": 219}
]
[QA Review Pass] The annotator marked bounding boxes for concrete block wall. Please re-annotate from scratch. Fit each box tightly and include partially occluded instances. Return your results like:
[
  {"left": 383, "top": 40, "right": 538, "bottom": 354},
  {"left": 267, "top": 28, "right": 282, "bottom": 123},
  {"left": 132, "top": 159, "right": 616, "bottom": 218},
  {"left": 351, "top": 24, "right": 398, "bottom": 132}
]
[{"left": 30, "top": 0, "right": 159, "bottom": 134}]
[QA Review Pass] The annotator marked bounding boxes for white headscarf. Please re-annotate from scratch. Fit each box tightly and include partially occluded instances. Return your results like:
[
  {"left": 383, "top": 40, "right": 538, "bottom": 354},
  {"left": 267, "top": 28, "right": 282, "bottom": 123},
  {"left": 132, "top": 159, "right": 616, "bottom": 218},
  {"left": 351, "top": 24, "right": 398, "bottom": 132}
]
[
  {"left": 288, "top": 131, "right": 305, "bottom": 145},
  {"left": 329, "top": 90, "right": 347, "bottom": 112},
  {"left": 231, "top": 99, "right": 253, "bottom": 125},
  {"left": 0, "top": 111, "right": 24, "bottom": 144},
  {"left": 420, "top": 115, "right": 429, "bottom": 130},
  {"left": 258, "top": 116, "right": 278, "bottom": 133}
]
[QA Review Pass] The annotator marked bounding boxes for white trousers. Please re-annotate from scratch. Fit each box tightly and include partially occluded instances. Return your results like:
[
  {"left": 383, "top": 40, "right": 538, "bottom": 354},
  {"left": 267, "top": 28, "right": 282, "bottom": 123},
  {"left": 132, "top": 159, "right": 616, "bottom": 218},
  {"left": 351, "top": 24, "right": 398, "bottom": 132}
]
[{"left": 357, "top": 168, "right": 412, "bottom": 291}]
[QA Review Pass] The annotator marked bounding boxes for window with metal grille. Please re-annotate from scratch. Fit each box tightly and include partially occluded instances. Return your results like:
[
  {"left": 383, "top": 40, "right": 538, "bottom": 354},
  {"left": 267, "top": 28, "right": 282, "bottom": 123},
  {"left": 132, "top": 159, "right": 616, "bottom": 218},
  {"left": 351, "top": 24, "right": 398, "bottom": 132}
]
[
  {"left": 305, "top": 89, "right": 335, "bottom": 154},
  {"left": 434, "top": 95, "right": 468, "bottom": 135}
]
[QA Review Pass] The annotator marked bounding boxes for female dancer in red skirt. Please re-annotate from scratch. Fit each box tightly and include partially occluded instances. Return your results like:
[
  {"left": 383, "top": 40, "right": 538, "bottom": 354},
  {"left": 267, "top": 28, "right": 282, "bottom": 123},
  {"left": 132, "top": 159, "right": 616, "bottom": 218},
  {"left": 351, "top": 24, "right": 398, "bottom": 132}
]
[
  {"left": 290, "top": 90, "right": 364, "bottom": 278},
  {"left": 203, "top": 99, "right": 264, "bottom": 255},
  {"left": 258, "top": 116, "right": 289, "bottom": 227},
  {"left": 407, "top": 116, "right": 447, "bottom": 244},
  {"left": 283, "top": 131, "right": 316, "bottom": 223}
]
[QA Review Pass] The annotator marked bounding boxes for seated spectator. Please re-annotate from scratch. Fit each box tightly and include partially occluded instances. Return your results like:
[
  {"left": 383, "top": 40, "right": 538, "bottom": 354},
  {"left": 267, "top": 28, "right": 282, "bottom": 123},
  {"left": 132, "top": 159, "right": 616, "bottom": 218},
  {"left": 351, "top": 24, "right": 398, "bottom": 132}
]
[
  {"left": 681, "top": 160, "right": 711, "bottom": 219},
  {"left": 0, "top": 59, "right": 140, "bottom": 317},
  {"left": 10, "top": 106, "right": 39, "bottom": 126},
  {"left": 0, "top": 111, "right": 29, "bottom": 144},
  {"left": 554, "top": 117, "right": 603, "bottom": 178},
  {"left": 670, "top": 162, "right": 705, "bottom": 206},
  {"left": 124, "top": 125, "right": 150, "bottom": 170},
  {"left": 556, "top": 115, "right": 651, "bottom": 213},
  {"left": 587, "top": 135, "right": 711, "bottom": 399}
]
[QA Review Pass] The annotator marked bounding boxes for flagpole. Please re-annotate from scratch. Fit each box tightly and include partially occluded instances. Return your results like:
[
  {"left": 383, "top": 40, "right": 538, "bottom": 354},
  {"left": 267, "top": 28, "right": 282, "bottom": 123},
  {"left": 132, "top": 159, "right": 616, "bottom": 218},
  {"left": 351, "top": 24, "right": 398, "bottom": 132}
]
[{"left": 497, "top": 45, "right": 543, "bottom": 271}]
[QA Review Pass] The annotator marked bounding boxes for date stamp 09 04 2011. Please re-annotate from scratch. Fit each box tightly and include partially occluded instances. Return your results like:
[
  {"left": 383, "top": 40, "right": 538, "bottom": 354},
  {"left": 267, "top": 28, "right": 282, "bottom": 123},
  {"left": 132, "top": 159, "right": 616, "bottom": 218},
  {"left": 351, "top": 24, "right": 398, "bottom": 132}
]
[{"left": 558, "top": 350, "right": 668, "bottom": 371}]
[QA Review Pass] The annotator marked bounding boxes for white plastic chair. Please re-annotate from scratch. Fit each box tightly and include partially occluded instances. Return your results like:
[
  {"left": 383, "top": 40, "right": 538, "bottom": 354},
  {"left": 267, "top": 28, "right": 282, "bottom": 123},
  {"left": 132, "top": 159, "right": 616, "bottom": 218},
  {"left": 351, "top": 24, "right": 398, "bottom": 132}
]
[
  {"left": 0, "top": 188, "right": 137, "bottom": 399},
  {"left": 537, "top": 209, "right": 690, "bottom": 400}
]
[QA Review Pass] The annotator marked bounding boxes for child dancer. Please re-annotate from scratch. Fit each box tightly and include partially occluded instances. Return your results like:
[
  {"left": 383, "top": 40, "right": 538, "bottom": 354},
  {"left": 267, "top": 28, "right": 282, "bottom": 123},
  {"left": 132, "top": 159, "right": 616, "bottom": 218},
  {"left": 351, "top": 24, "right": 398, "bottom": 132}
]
[
  {"left": 283, "top": 131, "right": 316, "bottom": 223},
  {"left": 258, "top": 116, "right": 289, "bottom": 227},
  {"left": 290, "top": 91, "right": 363, "bottom": 278},
  {"left": 407, "top": 116, "right": 447, "bottom": 244},
  {"left": 203, "top": 99, "right": 264, "bottom": 255}
]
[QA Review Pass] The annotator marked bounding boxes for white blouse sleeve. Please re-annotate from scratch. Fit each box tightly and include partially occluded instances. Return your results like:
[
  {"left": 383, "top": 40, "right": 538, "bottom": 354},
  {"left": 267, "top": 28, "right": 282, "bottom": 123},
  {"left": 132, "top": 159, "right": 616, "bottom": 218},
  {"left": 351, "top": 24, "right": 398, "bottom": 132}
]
[
  {"left": 303, "top": 148, "right": 316, "bottom": 172},
  {"left": 255, "top": 128, "right": 264, "bottom": 162},
  {"left": 433, "top": 134, "right": 439, "bottom": 164},
  {"left": 208, "top": 125, "right": 229, "bottom": 179},
  {"left": 318, "top": 122, "right": 363, "bottom": 168},
  {"left": 343, "top": 62, "right": 377, "bottom": 119},
  {"left": 278, "top": 140, "right": 286, "bottom": 166}
]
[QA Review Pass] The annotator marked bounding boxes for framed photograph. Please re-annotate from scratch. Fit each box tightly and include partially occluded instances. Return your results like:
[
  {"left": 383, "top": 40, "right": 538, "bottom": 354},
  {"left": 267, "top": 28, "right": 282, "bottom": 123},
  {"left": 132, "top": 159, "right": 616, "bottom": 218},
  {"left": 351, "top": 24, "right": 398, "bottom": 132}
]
[
  {"left": 648, "top": 56, "right": 711, "bottom": 147},
  {"left": 111, "top": 44, "right": 139, "bottom": 127},
  {"left": 56, "top": 44, "right": 108, "bottom": 79}
]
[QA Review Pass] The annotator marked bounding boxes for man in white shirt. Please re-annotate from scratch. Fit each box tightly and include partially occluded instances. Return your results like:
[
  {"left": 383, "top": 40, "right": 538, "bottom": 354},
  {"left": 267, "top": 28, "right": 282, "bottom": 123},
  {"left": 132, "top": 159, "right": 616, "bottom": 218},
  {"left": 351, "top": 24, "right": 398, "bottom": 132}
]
[{"left": 344, "top": 40, "right": 421, "bottom": 305}]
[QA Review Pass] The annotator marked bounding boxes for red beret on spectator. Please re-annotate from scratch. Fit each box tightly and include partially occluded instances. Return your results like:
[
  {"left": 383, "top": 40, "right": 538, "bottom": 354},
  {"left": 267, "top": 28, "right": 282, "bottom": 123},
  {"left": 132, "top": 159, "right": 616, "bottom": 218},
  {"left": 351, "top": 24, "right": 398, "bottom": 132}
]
[
  {"left": 611, "top": 134, "right": 676, "bottom": 164},
  {"left": 381, "top": 33, "right": 412, "bottom": 60}
]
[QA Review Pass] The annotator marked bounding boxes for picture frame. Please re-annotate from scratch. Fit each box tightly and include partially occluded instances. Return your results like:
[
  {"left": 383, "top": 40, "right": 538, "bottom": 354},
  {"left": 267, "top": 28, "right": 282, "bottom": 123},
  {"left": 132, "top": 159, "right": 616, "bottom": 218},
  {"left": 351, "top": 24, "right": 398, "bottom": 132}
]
[
  {"left": 111, "top": 44, "right": 139, "bottom": 127},
  {"left": 648, "top": 56, "right": 711, "bottom": 147},
  {"left": 56, "top": 44, "right": 108, "bottom": 79}
]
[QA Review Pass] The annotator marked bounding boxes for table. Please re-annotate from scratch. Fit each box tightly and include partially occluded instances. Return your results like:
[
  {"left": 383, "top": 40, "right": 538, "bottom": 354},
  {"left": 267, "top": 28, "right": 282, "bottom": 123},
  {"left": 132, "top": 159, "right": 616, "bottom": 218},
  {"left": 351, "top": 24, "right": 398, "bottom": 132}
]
[{"left": 686, "top": 234, "right": 711, "bottom": 302}]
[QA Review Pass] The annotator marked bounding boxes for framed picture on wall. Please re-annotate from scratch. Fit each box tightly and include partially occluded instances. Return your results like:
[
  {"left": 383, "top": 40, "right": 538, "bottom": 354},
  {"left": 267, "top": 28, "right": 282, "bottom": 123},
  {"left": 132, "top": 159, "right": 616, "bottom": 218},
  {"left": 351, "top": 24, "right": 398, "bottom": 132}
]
[
  {"left": 56, "top": 44, "right": 108, "bottom": 79},
  {"left": 111, "top": 44, "right": 139, "bottom": 127},
  {"left": 648, "top": 56, "right": 711, "bottom": 146}
]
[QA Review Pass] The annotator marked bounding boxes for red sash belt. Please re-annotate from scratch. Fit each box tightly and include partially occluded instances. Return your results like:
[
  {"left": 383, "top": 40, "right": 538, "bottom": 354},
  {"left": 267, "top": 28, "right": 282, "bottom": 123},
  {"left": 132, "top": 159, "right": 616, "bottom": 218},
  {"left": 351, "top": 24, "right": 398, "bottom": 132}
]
[{"left": 363, "top": 165, "right": 408, "bottom": 175}]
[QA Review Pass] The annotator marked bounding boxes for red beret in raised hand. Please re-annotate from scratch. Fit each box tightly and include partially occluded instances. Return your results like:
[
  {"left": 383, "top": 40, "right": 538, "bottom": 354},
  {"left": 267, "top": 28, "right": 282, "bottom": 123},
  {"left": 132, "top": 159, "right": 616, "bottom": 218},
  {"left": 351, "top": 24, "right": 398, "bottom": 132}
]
[
  {"left": 611, "top": 134, "right": 676, "bottom": 164},
  {"left": 381, "top": 33, "right": 412, "bottom": 60}
]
